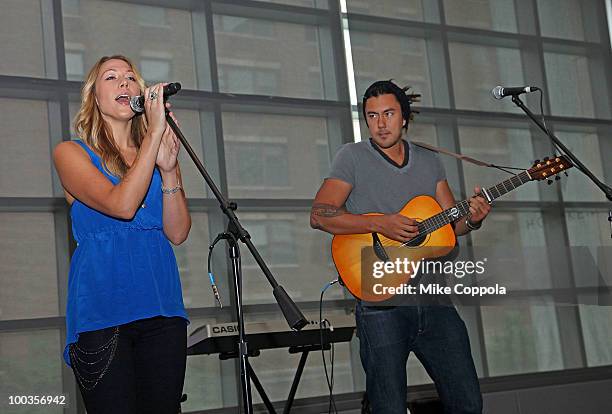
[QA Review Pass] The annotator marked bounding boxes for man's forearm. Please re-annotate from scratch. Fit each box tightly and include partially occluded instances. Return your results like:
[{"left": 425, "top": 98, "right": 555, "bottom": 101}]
[{"left": 310, "top": 203, "right": 378, "bottom": 235}]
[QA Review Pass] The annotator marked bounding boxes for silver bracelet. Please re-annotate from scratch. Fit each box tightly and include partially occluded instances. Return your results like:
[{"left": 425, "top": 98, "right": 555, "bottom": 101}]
[
  {"left": 161, "top": 185, "right": 182, "bottom": 194},
  {"left": 465, "top": 217, "right": 482, "bottom": 231}
]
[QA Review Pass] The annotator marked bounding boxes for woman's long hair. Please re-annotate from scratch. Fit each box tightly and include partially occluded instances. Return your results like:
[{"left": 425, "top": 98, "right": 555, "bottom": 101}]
[{"left": 74, "top": 55, "right": 147, "bottom": 178}]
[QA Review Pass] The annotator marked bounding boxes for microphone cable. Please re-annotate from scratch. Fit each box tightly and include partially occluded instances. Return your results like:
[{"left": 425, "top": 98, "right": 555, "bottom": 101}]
[
  {"left": 536, "top": 88, "right": 567, "bottom": 158},
  {"left": 207, "top": 234, "right": 225, "bottom": 308},
  {"left": 320, "top": 279, "right": 339, "bottom": 414}
]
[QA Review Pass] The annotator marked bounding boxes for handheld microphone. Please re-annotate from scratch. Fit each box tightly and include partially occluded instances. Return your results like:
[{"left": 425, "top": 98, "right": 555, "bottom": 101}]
[
  {"left": 129, "top": 82, "right": 181, "bottom": 113},
  {"left": 491, "top": 85, "right": 539, "bottom": 100}
]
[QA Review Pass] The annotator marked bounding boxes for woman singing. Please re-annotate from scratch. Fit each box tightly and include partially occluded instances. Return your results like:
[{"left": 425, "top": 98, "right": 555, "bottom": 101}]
[{"left": 53, "top": 55, "right": 191, "bottom": 413}]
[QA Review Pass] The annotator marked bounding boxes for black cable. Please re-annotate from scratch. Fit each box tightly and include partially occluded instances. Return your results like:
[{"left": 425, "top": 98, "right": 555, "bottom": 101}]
[
  {"left": 538, "top": 88, "right": 564, "bottom": 155},
  {"left": 320, "top": 280, "right": 339, "bottom": 414},
  {"left": 207, "top": 234, "right": 225, "bottom": 308}
]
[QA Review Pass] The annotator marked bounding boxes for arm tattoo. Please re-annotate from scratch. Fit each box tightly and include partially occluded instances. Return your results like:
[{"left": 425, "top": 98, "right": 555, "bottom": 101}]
[{"left": 311, "top": 203, "right": 347, "bottom": 218}]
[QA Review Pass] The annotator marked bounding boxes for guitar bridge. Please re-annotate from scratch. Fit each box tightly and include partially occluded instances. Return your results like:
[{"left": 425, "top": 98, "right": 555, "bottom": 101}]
[{"left": 371, "top": 233, "right": 389, "bottom": 262}]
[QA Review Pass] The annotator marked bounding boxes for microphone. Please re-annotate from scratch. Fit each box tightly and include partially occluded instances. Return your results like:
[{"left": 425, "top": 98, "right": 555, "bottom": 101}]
[
  {"left": 491, "top": 85, "right": 539, "bottom": 100},
  {"left": 130, "top": 82, "right": 182, "bottom": 113}
]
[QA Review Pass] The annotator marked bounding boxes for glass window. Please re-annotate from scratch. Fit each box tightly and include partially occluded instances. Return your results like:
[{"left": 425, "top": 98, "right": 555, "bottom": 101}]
[
  {"left": 407, "top": 122, "right": 439, "bottom": 146},
  {"left": 350, "top": 31, "right": 436, "bottom": 107},
  {"left": 226, "top": 140, "right": 290, "bottom": 188},
  {"left": 0, "top": 213, "right": 59, "bottom": 320},
  {"left": 407, "top": 354, "right": 434, "bottom": 385},
  {"left": 458, "top": 124, "right": 540, "bottom": 201},
  {"left": 171, "top": 109, "right": 210, "bottom": 199},
  {"left": 183, "top": 317, "right": 229, "bottom": 411},
  {"left": 0, "top": 0, "right": 47, "bottom": 78},
  {"left": 140, "top": 57, "right": 172, "bottom": 84},
  {"left": 449, "top": 42, "right": 524, "bottom": 113},
  {"left": 214, "top": 15, "right": 326, "bottom": 99},
  {"left": 564, "top": 209, "right": 612, "bottom": 282},
  {"left": 444, "top": 0, "right": 518, "bottom": 33},
  {"left": 537, "top": 0, "right": 586, "bottom": 41},
  {"left": 242, "top": 218, "right": 297, "bottom": 268},
  {"left": 218, "top": 64, "right": 281, "bottom": 96},
  {"left": 471, "top": 210, "right": 553, "bottom": 290},
  {"left": 0, "top": 329, "right": 64, "bottom": 414},
  {"left": 215, "top": 15, "right": 275, "bottom": 38},
  {"left": 62, "top": 0, "right": 198, "bottom": 89},
  {"left": 257, "top": 0, "right": 325, "bottom": 7},
  {"left": 578, "top": 305, "right": 612, "bottom": 367},
  {"left": 544, "top": 51, "right": 596, "bottom": 118},
  {"left": 181, "top": 316, "right": 232, "bottom": 413},
  {"left": 565, "top": 210, "right": 612, "bottom": 249},
  {"left": 65, "top": 50, "right": 85, "bottom": 81},
  {"left": 347, "top": 0, "right": 432, "bottom": 22},
  {"left": 0, "top": 98, "right": 53, "bottom": 197},
  {"left": 222, "top": 112, "right": 332, "bottom": 199},
  {"left": 316, "top": 139, "right": 331, "bottom": 179},
  {"left": 239, "top": 211, "right": 340, "bottom": 304},
  {"left": 62, "top": 0, "right": 81, "bottom": 16},
  {"left": 137, "top": 5, "right": 167, "bottom": 27},
  {"left": 556, "top": 129, "right": 607, "bottom": 202},
  {"left": 481, "top": 302, "right": 564, "bottom": 375},
  {"left": 174, "top": 212, "right": 213, "bottom": 309}
]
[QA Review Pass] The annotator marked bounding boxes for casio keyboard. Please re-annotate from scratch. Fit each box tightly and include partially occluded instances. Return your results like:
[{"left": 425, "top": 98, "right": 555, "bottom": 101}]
[
  {"left": 187, "top": 315, "right": 355, "bottom": 414},
  {"left": 187, "top": 314, "right": 355, "bottom": 357}
]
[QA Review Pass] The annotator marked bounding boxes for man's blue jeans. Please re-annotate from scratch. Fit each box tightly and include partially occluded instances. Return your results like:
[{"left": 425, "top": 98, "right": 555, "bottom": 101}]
[{"left": 356, "top": 302, "right": 482, "bottom": 413}]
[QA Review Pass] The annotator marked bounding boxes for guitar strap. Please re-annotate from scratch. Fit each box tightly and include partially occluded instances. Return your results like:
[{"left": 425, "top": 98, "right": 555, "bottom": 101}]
[{"left": 411, "top": 141, "right": 494, "bottom": 167}]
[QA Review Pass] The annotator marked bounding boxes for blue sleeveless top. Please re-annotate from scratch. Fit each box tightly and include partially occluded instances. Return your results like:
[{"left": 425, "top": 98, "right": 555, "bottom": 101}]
[{"left": 64, "top": 140, "right": 188, "bottom": 365}]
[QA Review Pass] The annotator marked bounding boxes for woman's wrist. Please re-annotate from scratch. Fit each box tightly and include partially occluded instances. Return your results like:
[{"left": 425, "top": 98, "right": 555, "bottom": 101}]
[{"left": 160, "top": 168, "right": 180, "bottom": 187}]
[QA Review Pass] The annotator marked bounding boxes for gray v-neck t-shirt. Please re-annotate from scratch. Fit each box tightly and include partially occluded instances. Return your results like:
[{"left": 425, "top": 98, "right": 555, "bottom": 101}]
[{"left": 327, "top": 139, "right": 446, "bottom": 215}]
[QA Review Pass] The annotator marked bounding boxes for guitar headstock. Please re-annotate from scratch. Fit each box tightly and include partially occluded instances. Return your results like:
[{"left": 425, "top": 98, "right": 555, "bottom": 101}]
[{"left": 528, "top": 155, "right": 574, "bottom": 182}]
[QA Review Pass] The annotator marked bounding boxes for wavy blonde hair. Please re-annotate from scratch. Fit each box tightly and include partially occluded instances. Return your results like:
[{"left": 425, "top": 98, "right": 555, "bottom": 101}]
[{"left": 74, "top": 55, "right": 147, "bottom": 178}]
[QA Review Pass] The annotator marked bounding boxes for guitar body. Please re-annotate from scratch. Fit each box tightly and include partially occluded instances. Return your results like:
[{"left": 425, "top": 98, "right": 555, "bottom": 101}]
[{"left": 331, "top": 195, "right": 456, "bottom": 302}]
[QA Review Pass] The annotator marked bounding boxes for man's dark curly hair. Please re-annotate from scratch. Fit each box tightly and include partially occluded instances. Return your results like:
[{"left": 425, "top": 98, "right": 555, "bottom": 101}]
[{"left": 362, "top": 80, "right": 421, "bottom": 131}]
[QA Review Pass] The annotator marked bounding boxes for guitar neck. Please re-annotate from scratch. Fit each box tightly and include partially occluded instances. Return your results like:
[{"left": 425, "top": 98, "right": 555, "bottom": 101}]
[{"left": 417, "top": 170, "right": 532, "bottom": 235}]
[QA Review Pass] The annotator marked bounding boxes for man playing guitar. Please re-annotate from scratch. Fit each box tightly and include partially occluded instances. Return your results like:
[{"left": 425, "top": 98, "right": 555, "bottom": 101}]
[{"left": 310, "top": 80, "right": 490, "bottom": 413}]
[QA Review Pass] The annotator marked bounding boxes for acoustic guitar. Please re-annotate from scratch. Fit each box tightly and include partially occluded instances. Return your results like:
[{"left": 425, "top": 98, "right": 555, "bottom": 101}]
[{"left": 331, "top": 155, "right": 574, "bottom": 302}]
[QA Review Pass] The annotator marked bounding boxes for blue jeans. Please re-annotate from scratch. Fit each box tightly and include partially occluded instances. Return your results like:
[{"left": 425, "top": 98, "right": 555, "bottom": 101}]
[{"left": 356, "top": 303, "right": 482, "bottom": 414}]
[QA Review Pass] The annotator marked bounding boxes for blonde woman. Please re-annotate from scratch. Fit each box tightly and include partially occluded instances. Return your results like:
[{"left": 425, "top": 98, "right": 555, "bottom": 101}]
[{"left": 53, "top": 55, "right": 191, "bottom": 413}]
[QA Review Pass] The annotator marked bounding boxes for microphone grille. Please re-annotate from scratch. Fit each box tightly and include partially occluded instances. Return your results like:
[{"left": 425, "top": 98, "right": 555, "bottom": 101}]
[
  {"left": 130, "top": 96, "right": 144, "bottom": 113},
  {"left": 168, "top": 82, "right": 181, "bottom": 94},
  {"left": 491, "top": 86, "right": 504, "bottom": 100}
]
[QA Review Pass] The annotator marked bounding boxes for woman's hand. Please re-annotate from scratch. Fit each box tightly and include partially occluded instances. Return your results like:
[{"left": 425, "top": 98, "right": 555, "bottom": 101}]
[
  {"left": 143, "top": 83, "right": 166, "bottom": 141},
  {"left": 156, "top": 105, "right": 181, "bottom": 174}
]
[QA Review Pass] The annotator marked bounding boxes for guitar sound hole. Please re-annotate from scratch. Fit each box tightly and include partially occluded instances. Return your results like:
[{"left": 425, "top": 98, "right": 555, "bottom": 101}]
[{"left": 405, "top": 233, "right": 427, "bottom": 247}]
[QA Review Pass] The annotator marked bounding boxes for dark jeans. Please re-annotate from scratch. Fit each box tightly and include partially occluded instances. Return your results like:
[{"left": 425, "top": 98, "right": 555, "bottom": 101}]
[
  {"left": 356, "top": 303, "right": 482, "bottom": 414},
  {"left": 70, "top": 316, "right": 187, "bottom": 414}
]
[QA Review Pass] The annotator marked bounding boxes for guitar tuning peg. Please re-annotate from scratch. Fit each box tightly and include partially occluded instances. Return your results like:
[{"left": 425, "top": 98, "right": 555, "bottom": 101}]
[
  {"left": 555, "top": 175, "right": 561, "bottom": 181},
  {"left": 543, "top": 156, "right": 549, "bottom": 161},
  {"left": 533, "top": 159, "right": 540, "bottom": 164},
  {"left": 564, "top": 172, "right": 568, "bottom": 177},
  {"left": 547, "top": 179, "right": 553, "bottom": 185}
]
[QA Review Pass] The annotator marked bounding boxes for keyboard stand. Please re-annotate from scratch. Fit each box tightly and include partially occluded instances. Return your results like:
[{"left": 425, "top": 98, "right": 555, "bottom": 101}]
[{"left": 220, "top": 343, "right": 331, "bottom": 414}]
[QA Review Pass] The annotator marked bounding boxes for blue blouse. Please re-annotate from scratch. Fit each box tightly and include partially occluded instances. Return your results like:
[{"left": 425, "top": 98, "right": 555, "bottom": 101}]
[{"left": 64, "top": 140, "right": 188, "bottom": 365}]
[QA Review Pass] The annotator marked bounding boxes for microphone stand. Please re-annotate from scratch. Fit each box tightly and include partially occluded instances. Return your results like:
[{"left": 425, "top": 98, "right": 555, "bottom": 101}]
[
  {"left": 164, "top": 110, "right": 309, "bottom": 413},
  {"left": 510, "top": 95, "right": 612, "bottom": 202},
  {"left": 510, "top": 95, "right": 612, "bottom": 239}
]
